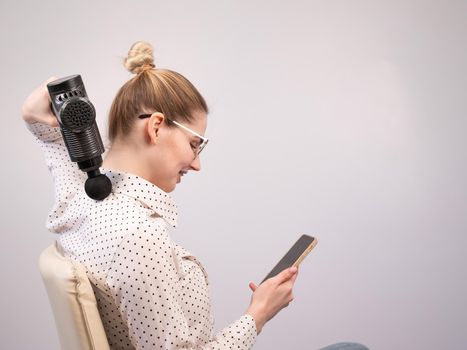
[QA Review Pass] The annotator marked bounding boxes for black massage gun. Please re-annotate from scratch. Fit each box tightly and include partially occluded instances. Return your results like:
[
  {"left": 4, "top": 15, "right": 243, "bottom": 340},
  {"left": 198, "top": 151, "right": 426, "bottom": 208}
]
[{"left": 47, "top": 75, "right": 112, "bottom": 200}]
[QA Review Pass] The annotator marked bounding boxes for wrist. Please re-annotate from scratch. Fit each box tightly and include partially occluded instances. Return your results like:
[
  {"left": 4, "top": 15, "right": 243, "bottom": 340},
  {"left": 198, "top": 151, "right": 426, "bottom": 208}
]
[{"left": 245, "top": 307, "right": 265, "bottom": 335}]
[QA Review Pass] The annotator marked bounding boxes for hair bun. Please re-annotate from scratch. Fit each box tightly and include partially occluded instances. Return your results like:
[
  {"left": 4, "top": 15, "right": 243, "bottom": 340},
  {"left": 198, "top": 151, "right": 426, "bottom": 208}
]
[{"left": 124, "top": 41, "right": 155, "bottom": 74}]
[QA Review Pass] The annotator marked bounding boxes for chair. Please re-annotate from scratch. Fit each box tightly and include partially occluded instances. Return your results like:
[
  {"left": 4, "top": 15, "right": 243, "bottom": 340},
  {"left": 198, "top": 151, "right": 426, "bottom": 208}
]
[{"left": 39, "top": 241, "right": 110, "bottom": 350}]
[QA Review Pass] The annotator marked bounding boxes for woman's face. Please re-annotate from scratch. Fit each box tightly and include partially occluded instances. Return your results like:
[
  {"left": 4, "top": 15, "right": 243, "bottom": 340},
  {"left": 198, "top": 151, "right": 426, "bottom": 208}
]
[{"left": 146, "top": 111, "right": 208, "bottom": 193}]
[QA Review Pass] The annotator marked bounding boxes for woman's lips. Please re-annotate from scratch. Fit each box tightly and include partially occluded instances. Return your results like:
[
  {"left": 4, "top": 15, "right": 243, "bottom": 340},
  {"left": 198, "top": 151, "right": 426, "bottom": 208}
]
[{"left": 178, "top": 171, "right": 187, "bottom": 183}]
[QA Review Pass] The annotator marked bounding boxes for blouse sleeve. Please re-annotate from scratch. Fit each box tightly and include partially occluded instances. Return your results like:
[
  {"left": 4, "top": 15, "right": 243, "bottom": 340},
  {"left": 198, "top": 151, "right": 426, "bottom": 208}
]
[
  {"left": 26, "top": 122, "right": 85, "bottom": 232},
  {"left": 105, "top": 219, "right": 257, "bottom": 350}
]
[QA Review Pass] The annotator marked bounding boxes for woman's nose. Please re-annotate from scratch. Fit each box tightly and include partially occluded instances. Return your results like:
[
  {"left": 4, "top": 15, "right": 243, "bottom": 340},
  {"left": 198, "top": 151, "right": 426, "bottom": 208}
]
[{"left": 190, "top": 155, "right": 201, "bottom": 171}]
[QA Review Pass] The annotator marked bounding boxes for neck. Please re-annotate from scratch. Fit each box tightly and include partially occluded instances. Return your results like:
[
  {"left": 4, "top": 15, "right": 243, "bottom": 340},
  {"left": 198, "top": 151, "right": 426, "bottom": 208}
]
[{"left": 103, "top": 140, "right": 148, "bottom": 179}]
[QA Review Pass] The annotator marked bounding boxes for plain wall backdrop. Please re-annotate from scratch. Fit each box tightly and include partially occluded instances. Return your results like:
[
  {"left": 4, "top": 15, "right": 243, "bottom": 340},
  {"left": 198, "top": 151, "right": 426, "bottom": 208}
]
[{"left": 1, "top": 0, "right": 466, "bottom": 349}]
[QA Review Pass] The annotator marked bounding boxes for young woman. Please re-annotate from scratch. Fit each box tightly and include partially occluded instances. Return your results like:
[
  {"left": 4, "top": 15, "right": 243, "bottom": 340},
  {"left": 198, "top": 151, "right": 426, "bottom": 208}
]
[{"left": 23, "top": 41, "right": 368, "bottom": 350}]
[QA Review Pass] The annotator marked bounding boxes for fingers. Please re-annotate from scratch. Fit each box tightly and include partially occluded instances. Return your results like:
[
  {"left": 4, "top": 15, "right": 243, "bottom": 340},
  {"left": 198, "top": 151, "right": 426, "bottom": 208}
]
[
  {"left": 43, "top": 77, "right": 57, "bottom": 99},
  {"left": 46, "top": 76, "right": 58, "bottom": 84},
  {"left": 35, "top": 76, "right": 56, "bottom": 96},
  {"left": 247, "top": 267, "right": 299, "bottom": 326},
  {"left": 38, "top": 77, "right": 59, "bottom": 127},
  {"left": 290, "top": 269, "right": 299, "bottom": 283},
  {"left": 44, "top": 77, "right": 59, "bottom": 127},
  {"left": 42, "top": 77, "right": 55, "bottom": 102},
  {"left": 22, "top": 76, "right": 58, "bottom": 125},
  {"left": 273, "top": 266, "right": 298, "bottom": 285},
  {"left": 284, "top": 293, "right": 295, "bottom": 308}
]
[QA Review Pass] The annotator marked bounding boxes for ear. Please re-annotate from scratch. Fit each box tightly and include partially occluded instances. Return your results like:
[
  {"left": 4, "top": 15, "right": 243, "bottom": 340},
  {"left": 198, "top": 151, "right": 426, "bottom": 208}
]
[{"left": 145, "top": 112, "right": 165, "bottom": 144}]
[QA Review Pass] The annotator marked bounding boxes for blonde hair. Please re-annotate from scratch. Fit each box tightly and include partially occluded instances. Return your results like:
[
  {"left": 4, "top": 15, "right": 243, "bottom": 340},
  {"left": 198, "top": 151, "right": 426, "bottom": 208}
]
[{"left": 108, "top": 41, "right": 208, "bottom": 142}]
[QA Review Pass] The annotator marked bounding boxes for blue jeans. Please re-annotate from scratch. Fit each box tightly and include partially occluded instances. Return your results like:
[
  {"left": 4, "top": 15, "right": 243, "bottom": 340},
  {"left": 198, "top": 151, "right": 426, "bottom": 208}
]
[{"left": 319, "top": 343, "right": 369, "bottom": 350}]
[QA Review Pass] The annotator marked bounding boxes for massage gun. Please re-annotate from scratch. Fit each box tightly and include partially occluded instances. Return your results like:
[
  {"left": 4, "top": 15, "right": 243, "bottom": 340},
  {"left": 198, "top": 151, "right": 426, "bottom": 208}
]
[{"left": 47, "top": 75, "right": 112, "bottom": 200}]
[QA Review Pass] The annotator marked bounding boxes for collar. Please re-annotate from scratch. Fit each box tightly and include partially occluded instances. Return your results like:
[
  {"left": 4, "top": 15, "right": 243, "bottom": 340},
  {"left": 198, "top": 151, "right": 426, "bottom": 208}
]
[{"left": 102, "top": 169, "right": 178, "bottom": 228}]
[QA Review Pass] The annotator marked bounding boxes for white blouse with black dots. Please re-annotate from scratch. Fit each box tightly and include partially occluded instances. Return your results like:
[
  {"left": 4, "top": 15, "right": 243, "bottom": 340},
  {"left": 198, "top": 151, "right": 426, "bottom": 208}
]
[{"left": 28, "top": 122, "right": 257, "bottom": 350}]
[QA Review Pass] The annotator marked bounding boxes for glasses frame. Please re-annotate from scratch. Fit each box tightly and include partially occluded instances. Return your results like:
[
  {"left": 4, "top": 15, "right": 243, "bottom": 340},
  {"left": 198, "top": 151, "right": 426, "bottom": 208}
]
[{"left": 138, "top": 114, "right": 209, "bottom": 159}]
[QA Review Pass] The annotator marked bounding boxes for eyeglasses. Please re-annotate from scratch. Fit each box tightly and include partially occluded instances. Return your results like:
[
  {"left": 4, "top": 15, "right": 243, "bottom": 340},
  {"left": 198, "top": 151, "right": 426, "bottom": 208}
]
[{"left": 138, "top": 114, "right": 209, "bottom": 159}]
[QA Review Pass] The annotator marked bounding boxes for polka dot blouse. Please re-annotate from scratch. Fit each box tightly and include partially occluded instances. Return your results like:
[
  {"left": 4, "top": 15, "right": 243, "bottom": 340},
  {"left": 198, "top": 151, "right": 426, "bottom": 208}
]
[{"left": 28, "top": 122, "right": 257, "bottom": 350}]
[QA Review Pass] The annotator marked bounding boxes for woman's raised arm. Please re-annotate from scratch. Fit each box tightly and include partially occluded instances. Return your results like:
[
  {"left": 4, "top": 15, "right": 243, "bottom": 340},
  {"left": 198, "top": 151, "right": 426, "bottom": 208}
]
[{"left": 22, "top": 77, "right": 87, "bottom": 233}]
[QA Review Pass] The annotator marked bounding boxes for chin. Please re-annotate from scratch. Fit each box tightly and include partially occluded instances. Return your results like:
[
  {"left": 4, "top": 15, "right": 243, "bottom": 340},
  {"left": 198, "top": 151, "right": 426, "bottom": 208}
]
[
  {"left": 151, "top": 178, "right": 176, "bottom": 193},
  {"left": 164, "top": 181, "right": 177, "bottom": 193}
]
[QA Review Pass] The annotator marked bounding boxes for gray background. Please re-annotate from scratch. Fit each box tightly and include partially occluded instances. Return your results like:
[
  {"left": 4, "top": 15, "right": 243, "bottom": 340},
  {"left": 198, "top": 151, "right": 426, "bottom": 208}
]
[{"left": 1, "top": 0, "right": 466, "bottom": 349}]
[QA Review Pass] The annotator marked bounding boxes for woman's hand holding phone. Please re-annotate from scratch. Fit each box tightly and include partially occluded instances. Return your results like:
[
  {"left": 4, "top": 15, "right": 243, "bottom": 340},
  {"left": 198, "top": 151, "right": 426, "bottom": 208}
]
[
  {"left": 245, "top": 266, "right": 299, "bottom": 335},
  {"left": 245, "top": 234, "right": 316, "bottom": 334}
]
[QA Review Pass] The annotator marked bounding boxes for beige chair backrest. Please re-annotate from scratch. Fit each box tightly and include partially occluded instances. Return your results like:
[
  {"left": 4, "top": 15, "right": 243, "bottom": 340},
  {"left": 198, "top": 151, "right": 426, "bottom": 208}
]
[{"left": 39, "top": 242, "right": 110, "bottom": 350}]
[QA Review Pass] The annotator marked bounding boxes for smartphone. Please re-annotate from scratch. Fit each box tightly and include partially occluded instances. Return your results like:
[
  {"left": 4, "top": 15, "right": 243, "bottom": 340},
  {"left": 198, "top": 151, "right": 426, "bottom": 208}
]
[{"left": 261, "top": 234, "right": 317, "bottom": 284}]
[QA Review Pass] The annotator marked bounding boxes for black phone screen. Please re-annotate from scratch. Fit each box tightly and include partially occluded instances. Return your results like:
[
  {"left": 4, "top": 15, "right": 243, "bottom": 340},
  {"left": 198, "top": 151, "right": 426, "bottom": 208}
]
[{"left": 261, "top": 234, "right": 317, "bottom": 284}]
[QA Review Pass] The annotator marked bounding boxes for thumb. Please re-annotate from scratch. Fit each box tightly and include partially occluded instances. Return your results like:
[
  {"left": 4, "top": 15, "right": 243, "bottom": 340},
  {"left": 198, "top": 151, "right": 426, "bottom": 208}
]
[
  {"left": 273, "top": 266, "right": 298, "bottom": 285},
  {"left": 46, "top": 116, "right": 59, "bottom": 128},
  {"left": 249, "top": 282, "right": 258, "bottom": 292},
  {"left": 43, "top": 77, "right": 59, "bottom": 127}
]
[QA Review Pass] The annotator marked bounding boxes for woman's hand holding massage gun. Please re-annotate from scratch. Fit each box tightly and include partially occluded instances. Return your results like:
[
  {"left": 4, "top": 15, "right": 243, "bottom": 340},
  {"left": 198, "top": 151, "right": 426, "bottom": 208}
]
[{"left": 21, "top": 77, "right": 58, "bottom": 126}]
